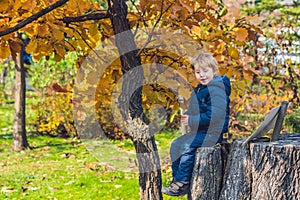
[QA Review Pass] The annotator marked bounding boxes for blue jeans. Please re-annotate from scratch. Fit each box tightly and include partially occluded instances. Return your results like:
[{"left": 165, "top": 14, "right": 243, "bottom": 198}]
[{"left": 170, "top": 133, "right": 223, "bottom": 182}]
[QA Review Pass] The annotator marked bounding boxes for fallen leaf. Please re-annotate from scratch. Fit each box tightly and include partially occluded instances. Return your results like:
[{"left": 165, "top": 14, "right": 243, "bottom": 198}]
[
  {"left": 85, "top": 162, "right": 99, "bottom": 170},
  {"left": 1, "top": 186, "right": 17, "bottom": 193}
]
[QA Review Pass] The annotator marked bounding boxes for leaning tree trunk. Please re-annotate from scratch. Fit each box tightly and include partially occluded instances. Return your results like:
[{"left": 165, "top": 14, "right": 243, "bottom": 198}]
[
  {"left": 12, "top": 39, "right": 29, "bottom": 151},
  {"left": 108, "top": 0, "right": 162, "bottom": 199}
]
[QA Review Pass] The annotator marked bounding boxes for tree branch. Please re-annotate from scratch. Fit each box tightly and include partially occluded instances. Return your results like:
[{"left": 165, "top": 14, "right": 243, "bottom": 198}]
[
  {"left": 137, "top": 0, "right": 177, "bottom": 56},
  {"left": 0, "top": 0, "right": 69, "bottom": 37},
  {"left": 61, "top": 12, "right": 110, "bottom": 24}
]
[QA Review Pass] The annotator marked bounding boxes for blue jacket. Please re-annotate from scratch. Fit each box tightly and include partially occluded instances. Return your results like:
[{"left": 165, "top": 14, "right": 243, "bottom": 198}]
[{"left": 185, "top": 76, "right": 231, "bottom": 136}]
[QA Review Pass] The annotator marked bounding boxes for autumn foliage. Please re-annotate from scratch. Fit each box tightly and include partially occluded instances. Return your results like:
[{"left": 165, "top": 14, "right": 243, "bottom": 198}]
[{"left": 0, "top": 0, "right": 299, "bottom": 137}]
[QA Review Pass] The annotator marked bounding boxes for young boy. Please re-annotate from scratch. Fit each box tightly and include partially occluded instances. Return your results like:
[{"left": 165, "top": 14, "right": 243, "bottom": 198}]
[{"left": 162, "top": 52, "right": 231, "bottom": 196}]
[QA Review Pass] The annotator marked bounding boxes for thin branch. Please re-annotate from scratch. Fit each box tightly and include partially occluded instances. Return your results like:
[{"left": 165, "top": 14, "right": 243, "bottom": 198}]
[
  {"left": 68, "top": 24, "right": 106, "bottom": 63},
  {"left": 129, "top": 0, "right": 149, "bottom": 36},
  {"left": 137, "top": 0, "right": 177, "bottom": 56},
  {"left": 0, "top": 0, "right": 69, "bottom": 37},
  {"left": 61, "top": 11, "right": 110, "bottom": 24}
]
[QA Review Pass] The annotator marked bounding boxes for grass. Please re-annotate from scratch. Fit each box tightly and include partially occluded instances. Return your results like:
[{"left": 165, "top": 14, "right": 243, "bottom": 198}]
[
  {"left": 0, "top": 132, "right": 186, "bottom": 200},
  {"left": 0, "top": 134, "right": 141, "bottom": 199},
  {"left": 0, "top": 96, "right": 185, "bottom": 200}
]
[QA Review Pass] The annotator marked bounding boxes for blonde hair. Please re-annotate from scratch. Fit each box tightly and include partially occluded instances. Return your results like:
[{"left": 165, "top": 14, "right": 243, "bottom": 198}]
[{"left": 190, "top": 53, "right": 219, "bottom": 73}]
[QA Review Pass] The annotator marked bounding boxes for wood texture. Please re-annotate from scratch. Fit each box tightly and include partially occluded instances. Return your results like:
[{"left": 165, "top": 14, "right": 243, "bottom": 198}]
[
  {"left": 12, "top": 40, "right": 29, "bottom": 151},
  {"left": 250, "top": 134, "right": 300, "bottom": 199},
  {"left": 191, "top": 134, "right": 300, "bottom": 200},
  {"left": 219, "top": 139, "right": 252, "bottom": 200},
  {"left": 189, "top": 146, "right": 223, "bottom": 200}
]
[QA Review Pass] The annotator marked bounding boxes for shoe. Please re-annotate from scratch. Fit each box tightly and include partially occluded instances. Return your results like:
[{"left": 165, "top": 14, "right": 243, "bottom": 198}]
[{"left": 162, "top": 181, "right": 190, "bottom": 196}]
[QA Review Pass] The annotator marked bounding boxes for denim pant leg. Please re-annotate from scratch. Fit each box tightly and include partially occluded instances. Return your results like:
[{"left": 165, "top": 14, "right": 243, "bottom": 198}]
[
  {"left": 170, "top": 133, "right": 206, "bottom": 182},
  {"left": 170, "top": 134, "right": 194, "bottom": 178}
]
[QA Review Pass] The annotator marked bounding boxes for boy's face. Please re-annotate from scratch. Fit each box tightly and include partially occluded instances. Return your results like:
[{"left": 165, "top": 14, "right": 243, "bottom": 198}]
[{"left": 194, "top": 64, "right": 215, "bottom": 85}]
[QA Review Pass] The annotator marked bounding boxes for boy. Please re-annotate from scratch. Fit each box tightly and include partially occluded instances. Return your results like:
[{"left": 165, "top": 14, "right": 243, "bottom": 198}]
[{"left": 162, "top": 52, "right": 231, "bottom": 196}]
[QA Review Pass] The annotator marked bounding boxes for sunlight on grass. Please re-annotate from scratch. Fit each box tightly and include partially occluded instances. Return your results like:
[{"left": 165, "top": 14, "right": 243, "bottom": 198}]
[
  {"left": 0, "top": 94, "right": 189, "bottom": 199},
  {"left": 0, "top": 134, "right": 141, "bottom": 199}
]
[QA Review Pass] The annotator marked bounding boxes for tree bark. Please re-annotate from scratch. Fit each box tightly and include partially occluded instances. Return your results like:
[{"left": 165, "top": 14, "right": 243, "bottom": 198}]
[
  {"left": 219, "top": 139, "right": 252, "bottom": 200},
  {"left": 12, "top": 40, "right": 29, "bottom": 151},
  {"left": 108, "top": 0, "right": 162, "bottom": 199},
  {"left": 134, "top": 138, "right": 162, "bottom": 199},
  {"left": 189, "top": 146, "right": 224, "bottom": 200},
  {"left": 250, "top": 134, "right": 300, "bottom": 199},
  {"left": 190, "top": 134, "right": 300, "bottom": 200}
]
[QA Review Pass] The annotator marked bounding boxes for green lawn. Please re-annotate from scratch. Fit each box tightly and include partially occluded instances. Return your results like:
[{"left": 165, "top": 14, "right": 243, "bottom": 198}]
[{"left": 0, "top": 98, "right": 185, "bottom": 200}]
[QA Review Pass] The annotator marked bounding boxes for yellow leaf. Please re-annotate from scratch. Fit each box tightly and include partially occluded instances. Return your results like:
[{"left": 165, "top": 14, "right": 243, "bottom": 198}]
[
  {"left": 215, "top": 42, "right": 225, "bottom": 54},
  {"left": 24, "top": 25, "right": 35, "bottom": 37},
  {"left": 226, "top": 66, "right": 235, "bottom": 78},
  {"left": 51, "top": 28, "right": 64, "bottom": 41},
  {"left": 63, "top": 27, "right": 74, "bottom": 37},
  {"left": 196, "top": 0, "right": 206, "bottom": 8},
  {"left": 53, "top": 53, "right": 63, "bottom": 62},
  {"left": 155, "top": 92, "right": 166, "bottom": 103},
  {"left": 179, "top": 0, "right": 194, "bottom": 13},
  {"left": 8, "top": 39, "right": 22, "bottom": 55},
  {"left": 88, "top": 23, "right": 98, "bottom": 36},
  {"left": 0, "top": 0, "right": 10, "bottom": 12},
  {"left": 0, "top": 43, "right": 10, "bottom": 60},
  {"left": 243, "top": 71, "right": 252, "bottom": 81},
  {"left": 228, "top": 46, "right": 239, "bottom": 59},
  {"left": 54, "top": 44, "right": 66, "bottom": 57},
  {"left": 38, "top": 42, "right": 53, "bottom": 55},
  {"left": 33, "top": 52, "right": 44, "bottom": 61},
  {"left": 178, "top": 87, "right": 191, "bottom": 100},
  {"left": 67, "top": 0, "right": 78, "bottom": 10},
  {"left": 12, "top": 0, "right": 22, "bottom": 12},
  {"left": 21, "top": 0, "right": 36, "bottom": 11},
  {"left": 169, "top": 111, "right": 177, "bottom": 123},
  {"left": 191, "top": 25, "right": 201, "bottom": 35},
  {"left": 37, "top": 24, "right": 49, "bottom": 37},
  {"left": 236, "top": 80, "right": 247, "bottom": 90},
  {"left": 26, "top": 39, "right": 37, "bottom": 53},
  {"left": 234, "top": 28, "right": 248, "bottom": 42}
]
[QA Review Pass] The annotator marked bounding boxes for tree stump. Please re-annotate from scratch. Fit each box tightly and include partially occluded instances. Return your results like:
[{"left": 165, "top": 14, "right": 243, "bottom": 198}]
[
  {"left": 220, "top": 134, "right": 300, "bottom": 200},
  {"left": 219, "top": 139, "right": 253, "bottom": 200},
  {"left": 189, "top": 144, "right": 229, "bottom": 200},
  {"left": 190, "top": 133, "right": 300, "bottom": 200}
]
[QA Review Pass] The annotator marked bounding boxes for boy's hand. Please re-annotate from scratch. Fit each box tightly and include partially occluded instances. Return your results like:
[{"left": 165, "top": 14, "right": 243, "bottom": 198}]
[{"left": 181, "top": 115, "right": 189, "bottom": 126}]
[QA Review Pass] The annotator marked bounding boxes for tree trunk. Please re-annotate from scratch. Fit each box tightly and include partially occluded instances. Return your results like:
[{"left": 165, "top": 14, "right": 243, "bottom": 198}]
[
  {"left": 190, "top": 134, "right": 300, "bottom": 200},
  {"left": 12, "top": 40, "right": 29, "bottom": 151},
  {"left": 219, "top": 139, "right": 252, "bottom": 200},
  {"left": 189, "top": 146, "right": 224, "bottom": 200},
  {"left": 134, "top": 138, "right": 162, "bottom": 199},
  {"left": 249, "top": 134, "right": 300, "bottom": 199},
  {"left": 108, "top": 0, "right": 162, "bottom": 199}
]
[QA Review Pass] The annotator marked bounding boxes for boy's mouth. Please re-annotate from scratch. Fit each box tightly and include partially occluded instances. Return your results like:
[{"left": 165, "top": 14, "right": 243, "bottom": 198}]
[{"left": 200, "top": 78, "right": 207, "bottom": 83}]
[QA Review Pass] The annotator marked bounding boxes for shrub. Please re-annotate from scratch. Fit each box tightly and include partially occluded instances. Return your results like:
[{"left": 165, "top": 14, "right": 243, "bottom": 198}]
[{"left": 29, "top": 52, "right": 77, "bottom": 137}]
